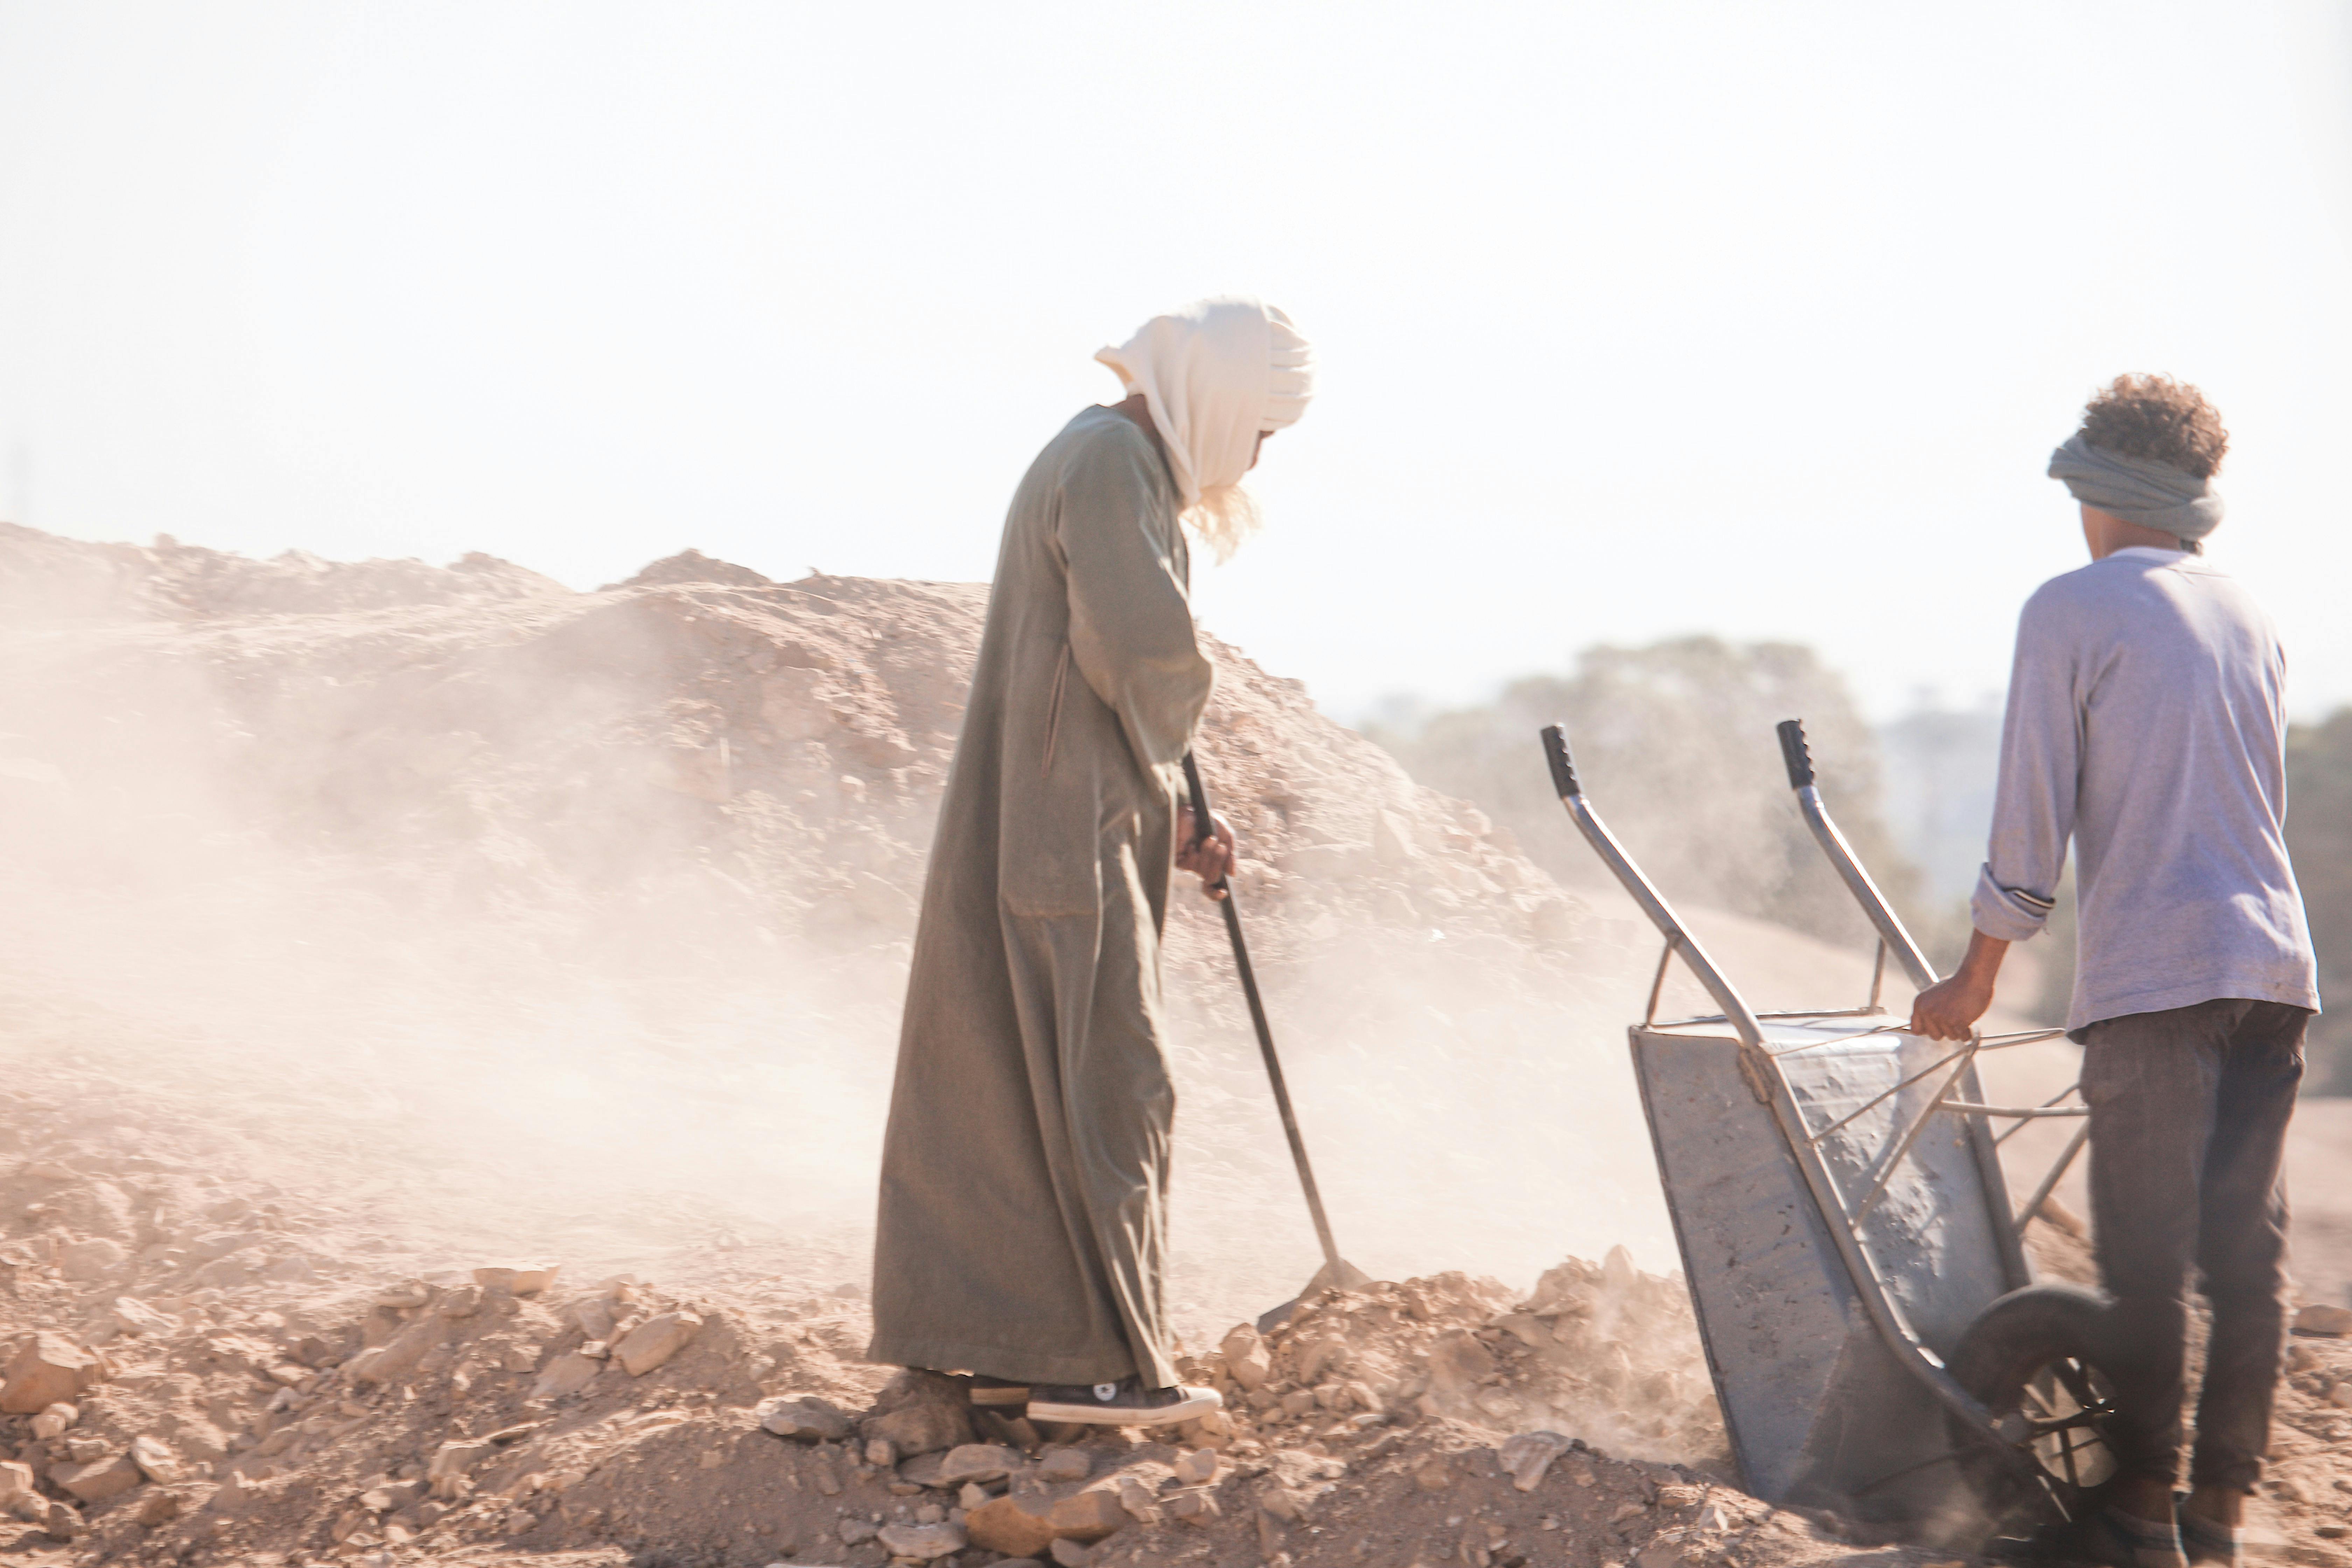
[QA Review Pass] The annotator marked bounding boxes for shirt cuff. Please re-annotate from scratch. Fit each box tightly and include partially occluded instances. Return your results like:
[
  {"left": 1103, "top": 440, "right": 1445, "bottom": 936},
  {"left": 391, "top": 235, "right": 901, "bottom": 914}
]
[{"left": 1970, "top": 863, "right": 2055, "bottom": 944}]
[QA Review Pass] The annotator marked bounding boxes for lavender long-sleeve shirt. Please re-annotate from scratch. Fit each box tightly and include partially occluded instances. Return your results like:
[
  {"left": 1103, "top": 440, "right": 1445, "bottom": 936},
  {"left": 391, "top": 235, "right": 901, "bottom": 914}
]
[{"left": 1971, "top": 546, "right": 2319, "bottom": 1035}]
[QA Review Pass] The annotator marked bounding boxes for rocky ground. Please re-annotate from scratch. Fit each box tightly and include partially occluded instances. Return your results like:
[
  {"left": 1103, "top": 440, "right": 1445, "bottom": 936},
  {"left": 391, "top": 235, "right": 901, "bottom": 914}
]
[{"left": 2, "top": 525, "right": 2349, "bottom": 1567}]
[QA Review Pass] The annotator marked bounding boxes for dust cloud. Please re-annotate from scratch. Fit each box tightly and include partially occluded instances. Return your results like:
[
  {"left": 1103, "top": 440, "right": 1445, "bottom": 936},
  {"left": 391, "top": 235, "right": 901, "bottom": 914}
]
[{"left": 0, "top": 523, "right": 1707, "bottom": 1349}]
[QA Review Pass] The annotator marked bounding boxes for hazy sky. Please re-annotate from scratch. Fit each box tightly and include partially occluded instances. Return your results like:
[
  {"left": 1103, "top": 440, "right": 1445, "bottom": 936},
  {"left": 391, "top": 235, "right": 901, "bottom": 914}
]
[{"left": 4, "top": 2, "right": 2348, "bottom": 723}]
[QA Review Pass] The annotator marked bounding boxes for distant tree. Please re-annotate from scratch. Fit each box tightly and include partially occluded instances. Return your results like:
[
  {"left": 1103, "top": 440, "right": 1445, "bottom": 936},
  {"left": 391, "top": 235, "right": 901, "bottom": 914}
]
[
  {"left": 2287, "top": 709, "right": 2352, "bottom": 1094},
  {"left": 1362, "top": 637, "right": 1924, "bottom": 953}
]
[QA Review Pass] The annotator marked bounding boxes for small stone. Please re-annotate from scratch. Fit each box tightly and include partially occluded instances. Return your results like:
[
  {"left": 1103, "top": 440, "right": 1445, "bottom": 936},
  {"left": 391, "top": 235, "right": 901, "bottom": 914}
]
[
  {"left": 1173, "top": 1448, "right": 1219, "bottom": 1486},
  {"left": 130, "top": 1434, "right": 183, "bottom": 1484},
  {"left": 64, "top": 1435, "right": 110, "bottom": 1463},
  {"left": 1168, "top": 1488, "right": 1222, "bottom": 1525},
  {"left": 0, "top": 1461, "right": 32, "bottom": 1505},
  {"left": 2330, "top": 1383, "right": 2352, "bottom": 1410},
  {"left": 936, "top": 1443, "right": 1024, "bottom": 1485},
  {"left": 133, "top": 1486, "right": 184, "bottom": 1526},
  {"left": 1050, "top": 1538, "right": 1097, "bottom": 1568},
  {"left": 958, "top": 1482, "right": 990, "bottom": 1510},
  {"left": 1048, "top": 1482, "right": 1131, "bottom": 1541},
  {"left": 1117, "top": 1476, "right": 1161, "bottom": 1522},
  {"left": 1, "top": 1333, "right": 106, "bottom": 1413},
  {"left": 877, "top": 1519, "right": 968, "bottom": 1559},
  {"left": 529, "top": 1353, "right": 603, "bottom": 1402},
  {"left": 1036, "top": 1447, "right": 1092, "bottom": 1482},
  {"left": 1221, "top": 1325, "right": 1271, "bottom": 1390},
  {"left": 38, "top": 1498, "right": 83, "bottom": 1540},
  {"left": 613, "top": 1311, "right": 701, "bottom": 1376},
  {"left": 53, "top": 1452, "right": 143, "bottom": 1504},
  {"left": 965, "top": 1490, "right": 1062, "bottom": 1558},
  {"left": 866, "top": 1437, "right": 896, "bottom": 1468},
  {"left": 1280, "top": 1389, "right": 1317, "bottom": 1416},
  {"left": 427, "top": 1439, "right": 495, "bottom": 1499},
  {"left": 30, "top": 1402, "right": 78, "bottom": 1439},
  {"left": 1636, "top": 1543, "right": 1689, "bottom": 1568},
  {"left": 861, "top": 1370, "right": 976, "bottom": 1458},
  {"left": 1416, "top": 1458, "right": 1454, "bottom": 1492},
  {"left": 1498, "top": 1430, "right": 1572, "bottom": 1492},
  {"left": 838, "top": 1517, "right": 879, "bottom": 1545},
  {"left": 2295, "top": 1304, "right": 2352, "bottom": 1337},
  {"left": 472, "top": 1266, "right": 561, "bottom": 1296}
]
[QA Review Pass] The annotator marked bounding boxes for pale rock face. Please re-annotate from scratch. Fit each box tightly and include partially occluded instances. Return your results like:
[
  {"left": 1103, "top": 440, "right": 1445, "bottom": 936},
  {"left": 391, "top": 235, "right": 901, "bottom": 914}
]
[
  {"left": 30, "top": 1402, "right": 78, "bottom": 1440},
  {"left": 1, "top": 1333, "right": 106, "bottom": 1414},
  {"left": 52, "top": 1452, "right": 143, "bottom": 1504}
]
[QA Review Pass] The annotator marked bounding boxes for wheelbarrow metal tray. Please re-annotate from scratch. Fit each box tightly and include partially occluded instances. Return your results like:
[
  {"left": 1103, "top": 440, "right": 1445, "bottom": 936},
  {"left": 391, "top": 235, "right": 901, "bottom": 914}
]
[{"left": 1638, "top": 1013, "right": 2019, "bottom": 1511}]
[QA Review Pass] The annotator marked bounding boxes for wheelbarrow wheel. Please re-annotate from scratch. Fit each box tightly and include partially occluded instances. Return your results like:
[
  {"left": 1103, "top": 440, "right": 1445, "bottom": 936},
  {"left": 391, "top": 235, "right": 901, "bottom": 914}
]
[{"left": 1947, "top": 1284, "right": 2129, "bottom": 1530}]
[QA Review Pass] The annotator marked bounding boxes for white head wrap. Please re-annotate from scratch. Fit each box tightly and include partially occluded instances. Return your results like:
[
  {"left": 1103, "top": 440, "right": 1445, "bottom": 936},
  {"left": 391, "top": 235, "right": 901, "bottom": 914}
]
[{"left": 1094, "top": 297, "right": 1314, "bottom": 512}]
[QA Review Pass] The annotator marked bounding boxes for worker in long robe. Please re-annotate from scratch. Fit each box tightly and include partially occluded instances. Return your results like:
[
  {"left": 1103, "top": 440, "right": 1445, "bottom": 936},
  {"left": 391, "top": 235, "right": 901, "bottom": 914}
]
[{"left": 868, "top": 298, "right": 1313, "bottom": 1424}]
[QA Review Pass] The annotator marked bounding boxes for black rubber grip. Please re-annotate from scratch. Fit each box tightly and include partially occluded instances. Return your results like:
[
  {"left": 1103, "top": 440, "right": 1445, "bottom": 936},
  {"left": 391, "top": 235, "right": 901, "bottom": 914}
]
[
  {"left": 1540, "top": 724, "right": 1582, "bottom": 797},
  {"left": 1776, "top": 719, "right": 1815, "bottom": 789}
]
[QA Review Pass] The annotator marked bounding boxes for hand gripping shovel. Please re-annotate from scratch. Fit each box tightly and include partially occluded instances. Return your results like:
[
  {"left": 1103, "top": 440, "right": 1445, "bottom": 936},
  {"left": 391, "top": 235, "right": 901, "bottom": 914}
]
[{"left": 1182, "top": 750, "right": 1371, "bottom": 1331}]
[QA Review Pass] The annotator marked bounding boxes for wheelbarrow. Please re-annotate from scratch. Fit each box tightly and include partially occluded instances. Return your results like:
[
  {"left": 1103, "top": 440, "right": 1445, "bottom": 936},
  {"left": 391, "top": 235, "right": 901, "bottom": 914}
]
[{"left": 1540, "top": 719, "right": 2120, "bottom": 1540}]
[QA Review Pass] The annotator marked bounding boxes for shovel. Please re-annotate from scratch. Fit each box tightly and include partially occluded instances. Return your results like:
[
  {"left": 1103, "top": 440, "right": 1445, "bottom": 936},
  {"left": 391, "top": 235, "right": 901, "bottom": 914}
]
[{"left": 1182, "top": 750, "right": 1372, "bottom": 1332}]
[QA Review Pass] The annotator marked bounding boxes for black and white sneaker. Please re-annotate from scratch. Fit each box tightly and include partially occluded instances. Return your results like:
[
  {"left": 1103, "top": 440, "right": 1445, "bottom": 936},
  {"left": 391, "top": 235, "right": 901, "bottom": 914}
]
[{"left": 1026, "top": 1376, "right": 1222, "bottom": 1426}]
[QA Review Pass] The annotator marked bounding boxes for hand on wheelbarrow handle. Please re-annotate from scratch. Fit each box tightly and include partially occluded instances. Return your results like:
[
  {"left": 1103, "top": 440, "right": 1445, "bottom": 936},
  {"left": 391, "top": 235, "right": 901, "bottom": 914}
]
[{"left": 1776, "top": 719, "right": 1816, "bottom": 790}]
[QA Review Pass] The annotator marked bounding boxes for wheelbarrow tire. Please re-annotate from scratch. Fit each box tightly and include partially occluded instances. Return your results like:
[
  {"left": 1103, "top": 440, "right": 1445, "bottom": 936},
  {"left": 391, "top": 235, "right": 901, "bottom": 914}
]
[{"left": 1946, "top": 1283, "right": 2127, "bottom": 1530}]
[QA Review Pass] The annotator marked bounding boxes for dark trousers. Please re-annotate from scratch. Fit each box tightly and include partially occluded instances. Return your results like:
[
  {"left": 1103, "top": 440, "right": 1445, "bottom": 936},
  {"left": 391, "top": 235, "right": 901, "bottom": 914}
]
[{"left": 2080, "top": 998, "right": 2306, "bottom": 1492}]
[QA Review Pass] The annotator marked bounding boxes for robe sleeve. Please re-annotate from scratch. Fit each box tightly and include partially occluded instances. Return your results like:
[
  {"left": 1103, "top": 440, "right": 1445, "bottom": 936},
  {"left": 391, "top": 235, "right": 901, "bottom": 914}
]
[{"left": 1055, "top": 426, "right": 1214, "bottom": 775}]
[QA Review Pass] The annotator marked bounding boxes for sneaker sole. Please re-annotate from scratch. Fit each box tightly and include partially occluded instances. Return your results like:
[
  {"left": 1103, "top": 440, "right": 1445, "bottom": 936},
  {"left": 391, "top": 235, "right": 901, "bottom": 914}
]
[{"left": 1026, "top": 1388, "right": 1222, "bottom": 1426}]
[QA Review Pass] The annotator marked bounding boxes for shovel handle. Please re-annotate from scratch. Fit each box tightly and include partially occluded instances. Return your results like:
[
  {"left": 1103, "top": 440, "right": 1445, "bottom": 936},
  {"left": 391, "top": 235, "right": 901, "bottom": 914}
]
[
  {"left": 1179, "top": 749, "right": 1345, "bottom": 1279},
  {"left": 1180, "top": 751, "right": 1228, "bottom": 891}
]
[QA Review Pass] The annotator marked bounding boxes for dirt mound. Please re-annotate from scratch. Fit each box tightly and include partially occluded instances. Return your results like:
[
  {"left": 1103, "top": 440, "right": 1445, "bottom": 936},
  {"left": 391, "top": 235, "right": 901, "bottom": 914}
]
[
  {"left": 0, "top": 523, "right": 567, "bottom": 624},
  {"left": 0, "top": 523, "right": 1653, "bottom": 1338}
]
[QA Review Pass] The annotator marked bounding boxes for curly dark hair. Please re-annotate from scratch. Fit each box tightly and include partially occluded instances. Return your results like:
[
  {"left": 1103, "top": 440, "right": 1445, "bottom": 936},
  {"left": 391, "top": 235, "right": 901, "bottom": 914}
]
[{"left": 2077, "top": 373, "right": 2229, "bottom": 480}]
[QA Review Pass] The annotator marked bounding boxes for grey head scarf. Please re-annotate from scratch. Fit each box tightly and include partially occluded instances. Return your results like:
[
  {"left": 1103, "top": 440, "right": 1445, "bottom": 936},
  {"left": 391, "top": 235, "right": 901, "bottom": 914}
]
[{"left": 2048, "top": 434, "right": 2224, "bottom": 541}]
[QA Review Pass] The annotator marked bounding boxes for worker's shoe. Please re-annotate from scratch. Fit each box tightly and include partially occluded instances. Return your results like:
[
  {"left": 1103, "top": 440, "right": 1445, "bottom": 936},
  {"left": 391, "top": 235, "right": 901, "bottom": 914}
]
[
  {"left": 2071, "top": 1505, "right": 2189, "bottom": 1568},
  {"left": 1026, "top": 1377, "right": 1222, "bottom": 1426},
  {"left": 2177, "top": 1509, "right": 2241, "bottom": 1568}
]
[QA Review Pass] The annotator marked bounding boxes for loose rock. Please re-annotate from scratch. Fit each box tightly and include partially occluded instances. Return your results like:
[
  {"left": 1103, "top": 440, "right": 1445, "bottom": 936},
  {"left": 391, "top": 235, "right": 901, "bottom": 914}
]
[
  {"left": 877, "top": 1519, "right": 968, "bottom": 1559},
  {"left": 2296, "top": 1304, "right": 2352, "bottom": 1337},
  {"left": 614, "top": 1310, "right": 701, "bottom": 1376},
  {"left": 1, "top": 1332, "right": 106, "bottom": 1413},
  {"left": 52, "top": 1452, "right": 143, "bottom": 1504}
]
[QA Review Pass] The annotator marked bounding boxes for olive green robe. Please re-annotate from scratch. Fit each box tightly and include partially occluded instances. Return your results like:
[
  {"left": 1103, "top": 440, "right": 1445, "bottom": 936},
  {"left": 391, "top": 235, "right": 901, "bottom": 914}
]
[{"left": 868, "top": 405, "right": 1212, "bottom": 1388}]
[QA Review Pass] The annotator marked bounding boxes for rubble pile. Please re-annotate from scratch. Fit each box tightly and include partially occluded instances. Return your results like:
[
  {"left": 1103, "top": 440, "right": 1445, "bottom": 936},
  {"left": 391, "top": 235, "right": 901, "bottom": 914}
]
[{"left": 2, "top": 525, "right": 2346, "bottom": 1565}]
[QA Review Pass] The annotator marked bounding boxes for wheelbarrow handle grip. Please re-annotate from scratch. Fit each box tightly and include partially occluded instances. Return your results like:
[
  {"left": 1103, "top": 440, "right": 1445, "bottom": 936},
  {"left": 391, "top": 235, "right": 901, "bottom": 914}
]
[
  {"left": 1776, "top": 718, "right": 1816, "bottom": 790},
  {"left": 1540, "top": 724, "right": 1582, "bottom": 798}
]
